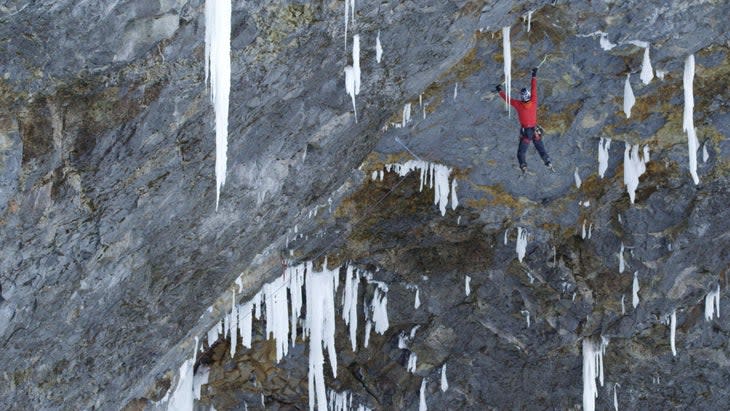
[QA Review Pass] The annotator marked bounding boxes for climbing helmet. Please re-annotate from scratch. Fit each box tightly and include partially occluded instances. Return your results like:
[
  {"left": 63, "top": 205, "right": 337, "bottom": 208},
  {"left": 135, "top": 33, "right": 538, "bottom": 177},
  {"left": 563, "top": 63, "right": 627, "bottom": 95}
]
[{"left": 520, "top": 88, "right": 531, "bottom": 102}]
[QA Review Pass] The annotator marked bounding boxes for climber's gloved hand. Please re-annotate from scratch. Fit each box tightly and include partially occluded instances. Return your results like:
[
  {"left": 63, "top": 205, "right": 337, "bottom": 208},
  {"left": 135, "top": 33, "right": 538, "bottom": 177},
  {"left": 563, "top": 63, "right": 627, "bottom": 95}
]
[
  {"left": 531, "top": 67, "right": 538, "bottom": 77},
  {"left": 495, "top": 84, "right": 502, "bottom": 93}
]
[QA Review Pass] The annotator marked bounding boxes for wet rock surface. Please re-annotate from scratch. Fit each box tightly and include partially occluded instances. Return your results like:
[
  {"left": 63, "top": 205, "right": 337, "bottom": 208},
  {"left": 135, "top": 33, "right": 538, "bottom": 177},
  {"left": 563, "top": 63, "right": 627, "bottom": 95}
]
[{"left": 0, "top": 1, "right": 728, "bottom": 410}]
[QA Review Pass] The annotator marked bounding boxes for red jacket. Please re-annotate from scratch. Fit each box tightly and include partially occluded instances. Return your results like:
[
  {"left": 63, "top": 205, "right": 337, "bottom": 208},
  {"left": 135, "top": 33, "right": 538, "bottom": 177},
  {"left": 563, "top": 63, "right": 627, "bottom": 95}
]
[{"left": 499, "top": 76, "right": 538, "bottom": 128}]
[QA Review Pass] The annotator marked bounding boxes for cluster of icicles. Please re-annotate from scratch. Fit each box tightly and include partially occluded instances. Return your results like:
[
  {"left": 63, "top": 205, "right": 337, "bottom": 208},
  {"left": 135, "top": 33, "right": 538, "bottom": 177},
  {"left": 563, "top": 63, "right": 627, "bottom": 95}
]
[
  {"left": 159, "top": 261, "right": 391, "bottom": 410},
  {"left": 371, "top": 160, "right": 459, "bottom": 216}
]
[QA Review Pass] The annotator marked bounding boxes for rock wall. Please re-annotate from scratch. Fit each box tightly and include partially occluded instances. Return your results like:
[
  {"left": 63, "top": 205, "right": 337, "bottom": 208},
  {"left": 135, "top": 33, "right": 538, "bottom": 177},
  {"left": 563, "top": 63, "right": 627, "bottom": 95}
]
[{"left": 0, "top": 0, "right": 728, "bottom": 410}]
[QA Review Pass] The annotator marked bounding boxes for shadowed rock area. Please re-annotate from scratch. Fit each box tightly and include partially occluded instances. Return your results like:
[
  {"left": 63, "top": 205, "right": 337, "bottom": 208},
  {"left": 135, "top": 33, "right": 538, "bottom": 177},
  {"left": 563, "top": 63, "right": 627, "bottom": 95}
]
[{"left": 0, "top": 0, "right": 728, "bottom": 410}]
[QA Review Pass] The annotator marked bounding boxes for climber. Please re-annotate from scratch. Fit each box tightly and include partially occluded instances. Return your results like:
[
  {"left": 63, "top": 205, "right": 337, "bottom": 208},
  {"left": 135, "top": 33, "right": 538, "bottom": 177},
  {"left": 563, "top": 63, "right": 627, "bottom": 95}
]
[{"left": 495, "top": 67, "right": 553, "bottom": 175}]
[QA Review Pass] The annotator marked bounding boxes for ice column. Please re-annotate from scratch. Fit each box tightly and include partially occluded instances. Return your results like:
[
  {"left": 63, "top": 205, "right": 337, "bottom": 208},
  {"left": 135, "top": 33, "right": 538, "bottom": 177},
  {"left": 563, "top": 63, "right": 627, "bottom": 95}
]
[
  {"left": 205, "top": 0, "right": 232, "bottom": 210},
  {"left": 683, "top": 55, "right": 700, "bottom": 185}
]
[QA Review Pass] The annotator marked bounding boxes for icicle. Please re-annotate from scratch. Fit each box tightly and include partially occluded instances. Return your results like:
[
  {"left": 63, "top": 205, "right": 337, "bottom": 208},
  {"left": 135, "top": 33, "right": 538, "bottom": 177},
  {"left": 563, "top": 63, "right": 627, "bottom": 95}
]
[
  {"left": 414, "top": 287, "right": 421, "bottom": 309},
  {"left": 419, "top": 379, "right": 428, "bottom": 411},
  {"left": 205, "top": 0, "right": 231, "bottom": 211},
  {"left": 582, "top": 338, "right": 609, "bottom": 411},
  {"left": 239, "top": 302, "right": 253, "bottom": 348},
  {"left": 623, "top": 74, "right": 635, "bottom": 118},
  {"left": 684, "top": 55, "right": 700, "bottom": 185},
  {"left": 522, "top": 309, "right": 531, "bottom": 327},
  {"left": 371, "top": 285, "right": 389, "bottom": 334},
  {"left": 623, "top": 143, "right": 649, "bottom": 203},
  {"left": 502, "top": 26, "right": 511, "bottom": 115},
  {"left": 465, "top": 275, "right": 471, "bottom": 296},
  {"left": 193, "top": 366, "right": 210, "bottom": 401},
  {"left": 353, "top": 35, "right": 361, "bottom": 95},
  {"left": 598, "top": 137, "right": 611, "bottom": 178},
  {"left": 407, "top": 352, "right": 418, "bottom": 373},
  {"left": 640, "top": 44, "right": 654, "bottom": 85},
  {"left": 613, "top": 384, "right": 619, "bottom": 411},
  {"left": 230, "top": 290, "right": 238, "bottom": 357},
  {"left": 305, "top": 264, "right": 340, "bottom": 411},
  {"left": 527, "top": 10, "right": 533, "bottom": 32},
  {"left": 453, "top": 83, "right": 458, "bottom": 100},
  {"left": 440, "top": 364, "right": 449, "bottom": 392},
  {"left": 375, "top": 30, "right": 383, "bottom": 63},
  {"left": 588, "top": 223, "right": 593, "bottom": 239},
  {"left": 344, "top": 66, "right": 358, "bottom": 122},
  {"left": 705, "top": 284, "right": 720, "bottom": 321},
  {"left": 632, "top": 272, "right": 640, "bottom": 308},
  {"left": 167, "top": 358, "right": 195, "bottom": 410},
  {"left": 581, "top": 220, "right": 587, "bottom": 239},
  {"left": 670, "top": 309, "right": 677, "bottom": 356},
  {"left": 619, "top": 243, "right": 625, "bottom": 273},
  {"left": 621, "top": 295, "right": 626, "bottom": 315},
  {"left": 363, "top": 320, "right": 372, "bottom": 348},
  {"left": 402, "top": 103, "right": 411, "bottom": 127},
  {"left": 702, "top": 142, "right": 709, "bottom": 163},
  {"left": 516, "top": 227, "right": 528, "bottom": 262},
  {"left": 574, "top": 167, "right": 582, "bottom": 188},
  {"left": 264, "top": 275, "right": 290, "bottom": 362},
  {"left": 504, "top": 229, "right": 509, "bottom": 245},
  {"left": 342, "top": 265, "right": 360, "bottom": 351}
]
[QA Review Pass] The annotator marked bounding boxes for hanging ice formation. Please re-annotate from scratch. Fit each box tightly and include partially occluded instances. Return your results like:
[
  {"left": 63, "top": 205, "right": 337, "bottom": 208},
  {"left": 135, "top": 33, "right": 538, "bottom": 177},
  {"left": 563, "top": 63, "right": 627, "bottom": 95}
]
[
  {"left": 205, "top": 0, "right": 232, "bottom": 210},
  {"left": 419, "top": 379, "right": 428, "bottom": 411},
  {"left": 516, "top": 227, "right": 528, "bottom": 262},
  {"left": 375, "top": 31, "right": 383, "bottom": 63},
  {"left": 526, "top": 10, "right": 534, "bottom": 32},
  {"left": 623, "top": 143, "right": 649, "bottom": 203},
  {"left": 670, "top": 309, "right": 677, "bottom": 356},
  {"left": 683, "top": 55, "right": 700, "bottom": 185},
  {"left": 632, "top": 271, "right": 640, "bottom": 308},
  {"left": 453, "top": 83, "right": 458, "bottom": 100},
  {"left": 621, "top": 295, "right": 626, "bottom": 315},
  {"left": 344, "top": 34, "right": 362, "bottom": 122},
  {"left": 328, "top": 389, "right": 372, "bottom": 411},
  {"left": 613, "top": 384, "right": 619, "bottom": 411},
  {"left": 598, "top": 137, "right": 611, "bottom": 178},
  {"left": 702, "top": 142, "right": 709, "bottom": 163},
  {"left": 440, "top": 364, "right": 449, "bottom": 392},
  {"left": 618, "top": 242, "right": 625, "bottom": 273},
  {"left": 502, "top": 26, "right": 511, "bottom": 115},
  {"left": 581, "top": 220, "right": 587, "bottom": 239},
  {"left": 383, "top": 160, "right": 458, "bottom": 216},
  {"left": 402, "top": 103, "right": 411, "bottom": 127},
  {"left": 640, "top": 44, "right": 654, "bottom": 84},
  {"left": 414, "top": 287, "right": 421, "bottom": 309},
  {"left": 465, "top": 275, "right": 471, "bottom": 296},
  {"left": 407, "top": 352, "right": 418, "bottom": 373},
  {"left": 574, "top": 167, "right": 582, "bottom": 188},
  {"left": 162, "top": 261, "right": 389, "bottom": 411},
  {"left": 623, "top": 74, "right": 635, "bottom": 118},
  {"left": 583, "top": 337, "right": 609, "bottom": 411},
  {"left": 344, "top": 0, "right": 355, "bottom": 48},
  {"left": 705, "top": 285, "right": 721, "bottom": 321}
]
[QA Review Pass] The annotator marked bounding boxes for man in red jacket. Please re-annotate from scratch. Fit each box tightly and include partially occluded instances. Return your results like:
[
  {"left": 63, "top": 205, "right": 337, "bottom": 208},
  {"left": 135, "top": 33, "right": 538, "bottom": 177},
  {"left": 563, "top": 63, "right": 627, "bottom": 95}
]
[{"left": 496, "top": 67, "right": 553, "bottom": 175}]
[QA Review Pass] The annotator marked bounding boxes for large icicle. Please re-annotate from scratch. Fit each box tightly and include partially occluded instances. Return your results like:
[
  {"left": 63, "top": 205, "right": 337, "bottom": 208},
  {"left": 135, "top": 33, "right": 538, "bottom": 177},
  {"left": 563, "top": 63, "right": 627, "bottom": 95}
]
[
  {"left": 683, "top": 55, "right": 700, "bottom": 185},
  {"left": 385, "top": 160, "right": 457, "bottom": 216},
  {"left": 623, "top": 143, "right": 649, "bottom": 203},
  {"left": 582, "top": 338, "right": 609, "bottom": 411},
  {"left": 502, "top": 26, "right": 511, "bottom": 115},
  {"left": 290, "top": 264, "right": 305, "bottom": 347},
  {"left": 632, "top": 272, "right": 640, "bottom": 308},
  {"left": 342, "top": 265, "right": 360, "bottom": 351},
  {"left": 623, "top": 74, "right": 635, "bottom": 118},
  {"left": 516, "top": 227, "right": 528, "bottom": 262},
  {"left": 205, "top": 0, "right": 231, "bottom": 211},
  {"left": 640, "top": 44, "right": 654, "bottom": 85},
  {"left": 264, "top": 275, "right": 290, "bottom": 362},
  {"left": 705, "top": 285, "right": 721, "bottom": 321},
  {"left": 305, "top": 264, "right": 339, "bottom": 411},
  {"left": 371, "top": 285, "right": 389, "bottom": 334}
]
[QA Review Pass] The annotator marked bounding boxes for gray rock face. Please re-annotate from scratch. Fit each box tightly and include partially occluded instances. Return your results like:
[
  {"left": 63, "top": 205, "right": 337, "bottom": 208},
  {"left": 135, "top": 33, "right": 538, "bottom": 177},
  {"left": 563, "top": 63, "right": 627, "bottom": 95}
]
[{"left": 0, "top": 1, "right": 728, "bottom": 410}]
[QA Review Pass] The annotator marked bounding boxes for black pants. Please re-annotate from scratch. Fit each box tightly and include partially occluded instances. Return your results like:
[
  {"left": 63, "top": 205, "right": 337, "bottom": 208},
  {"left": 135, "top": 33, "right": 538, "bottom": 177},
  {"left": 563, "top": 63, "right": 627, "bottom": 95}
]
[{"left": 517, "top": 127, "right": 550, "bottom": 168}]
